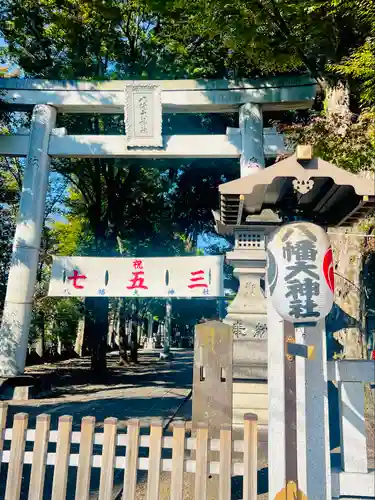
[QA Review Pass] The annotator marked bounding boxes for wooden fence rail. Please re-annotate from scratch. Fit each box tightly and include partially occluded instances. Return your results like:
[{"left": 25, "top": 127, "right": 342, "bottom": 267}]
[{"left": 0, "top": 403, "right": 258, "bottom": 500}]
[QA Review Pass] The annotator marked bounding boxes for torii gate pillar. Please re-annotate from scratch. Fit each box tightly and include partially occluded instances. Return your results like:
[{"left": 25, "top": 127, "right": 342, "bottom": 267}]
[
  {"left": 239, "top": 103, "right": 264, "bottom": 176},
  {"left": 0, "top": 104, "right": 56, "bottom": 376}
]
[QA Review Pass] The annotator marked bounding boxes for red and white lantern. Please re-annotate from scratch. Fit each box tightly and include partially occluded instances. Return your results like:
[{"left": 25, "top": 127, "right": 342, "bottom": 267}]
[{"left": 267, "top": 221, "right": 334, "bottom": 324}]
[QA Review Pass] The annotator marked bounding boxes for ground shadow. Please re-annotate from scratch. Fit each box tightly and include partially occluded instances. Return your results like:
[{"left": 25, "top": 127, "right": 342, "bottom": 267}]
[{"left": 8, "top": 350, "right": 194, "bottom": 399}]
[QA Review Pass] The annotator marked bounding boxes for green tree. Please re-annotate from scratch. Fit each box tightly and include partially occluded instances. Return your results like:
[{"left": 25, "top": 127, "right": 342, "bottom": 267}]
[
  {"left": 147, "top": 0, "right": 373, "bottom": 79},
  {"left": 284, "top": 110, "right": 375, "bottom": 173},
  {"left": 328, "top": 0, "right": 375, "bottom": 108},
  {"left": 0, "top": 0, "right": 175, "bottom": 79},
  {"left": 0, "top": 123, "right": 23, "bottom": 314},
  {"left": 0, "top": 0, "right": 182, "bottom": 372}
]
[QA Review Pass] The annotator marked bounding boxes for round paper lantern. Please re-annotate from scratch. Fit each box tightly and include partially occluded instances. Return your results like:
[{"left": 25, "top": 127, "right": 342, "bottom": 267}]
[{"left": 267, "top": 221, "right": 334, "bottom": 324}]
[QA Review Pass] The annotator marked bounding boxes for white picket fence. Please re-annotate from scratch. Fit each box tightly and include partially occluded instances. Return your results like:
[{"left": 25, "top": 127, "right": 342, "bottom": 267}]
[
  {"left": 0, "top": 360, "right": 374, "bottom": 499},
  {"left": 0, "top": 407, "right": 258, "bottom": 500}
]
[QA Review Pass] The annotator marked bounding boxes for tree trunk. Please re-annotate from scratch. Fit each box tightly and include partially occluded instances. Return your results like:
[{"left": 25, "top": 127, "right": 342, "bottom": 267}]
[
  {"left": 329, "top": 226, "right": 363, "bottom": 358},
  {"left": 118, "top": 298, "right": 129, "bottom": 365},
  {"left": 325, "top": 81, "right": 365, "bottom": 359},
  {"left": 84, "top": 296, "right": 108, "bottom": 374},
  {"left": 74, "top": 318, "right": 85, "bottom": 357},
  {"left": 34, "top": 311, "right": 45, "bottom": 359},
  {"left": 325, "top": 80, "right": 351, "bottom": 133},
  {"left": 130, "top": 301, "right": 138, "bottom": 363}
]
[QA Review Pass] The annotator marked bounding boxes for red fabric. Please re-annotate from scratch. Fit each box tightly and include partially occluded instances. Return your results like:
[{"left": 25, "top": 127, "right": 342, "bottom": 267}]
[{"left": 323, "top": 248, "right": 334, "bottom": 292}]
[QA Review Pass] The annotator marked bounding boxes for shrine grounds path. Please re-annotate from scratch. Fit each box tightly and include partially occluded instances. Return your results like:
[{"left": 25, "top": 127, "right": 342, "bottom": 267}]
[{"left": 6, "top": 349, "right": 194, "bottom": 429}]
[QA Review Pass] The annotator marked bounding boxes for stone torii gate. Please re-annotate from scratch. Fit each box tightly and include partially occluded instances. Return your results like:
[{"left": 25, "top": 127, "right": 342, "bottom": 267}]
[{"left": 0, "top": 75, "right": 317, "bottom": 377}]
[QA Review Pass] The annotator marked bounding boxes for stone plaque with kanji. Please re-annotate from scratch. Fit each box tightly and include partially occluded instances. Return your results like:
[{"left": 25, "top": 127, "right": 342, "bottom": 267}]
[{"left": 124, "top": 83, "right": 163, "bottom": 147}]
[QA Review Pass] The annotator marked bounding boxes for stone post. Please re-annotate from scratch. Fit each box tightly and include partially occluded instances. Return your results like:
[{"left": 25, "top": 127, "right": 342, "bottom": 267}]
[
  {"left": 239, "top": 103, "right": 264, "bottom": 177},
  {"left": 192, "top": 320, "right": 233, "bottom": 500},
  {"left": 0, "top": 104, "right": 56, "bottom": 376},
  {"left": 303, "top": 321, "right": 331, "bottom": 498}
]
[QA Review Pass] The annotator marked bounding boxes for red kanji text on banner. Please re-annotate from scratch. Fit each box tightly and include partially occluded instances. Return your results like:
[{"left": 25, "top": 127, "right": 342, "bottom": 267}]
[{"left": 49, "top": 256, "right": 224, "bottom": 298}]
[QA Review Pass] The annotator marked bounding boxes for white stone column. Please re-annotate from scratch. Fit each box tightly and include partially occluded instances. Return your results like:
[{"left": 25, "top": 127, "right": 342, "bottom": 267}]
[
  {"left": 267, "top": 302, "right": 286, "bottom": 498},
  {"left": 295, "top": 326, "right": 307, "bottom": 494},
  {"left": 304, "top": 321, "right": 331, "bottom": 498},
  {"left": 0, "top": 104, "right": 56, "bottom": 376},
  {"left": 163, "top": 298, "right": 172, "bottom": 355},
  {"left": 239, "top": 103, "right": 264, "bottom": 177},
  {"left": 75, "top": 318, "right": 85, "bottom": 357}
]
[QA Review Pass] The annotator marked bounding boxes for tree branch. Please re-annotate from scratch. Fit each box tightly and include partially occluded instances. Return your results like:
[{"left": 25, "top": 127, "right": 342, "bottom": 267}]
[
  {"left": 5, "top": 157, "right": 23, "bottom": 190},
  {"left": 62, "top": 172, "right": 91, "bottom": 205},
  {"left": 260, "top": 0, "right": 324, "bottom": 86}
]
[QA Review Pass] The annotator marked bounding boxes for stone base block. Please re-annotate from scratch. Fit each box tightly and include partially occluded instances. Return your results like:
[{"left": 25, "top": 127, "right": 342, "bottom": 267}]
[
  {"left": 232, "top": 380, "right": 268, "bottom": 427},
  {"left": 226, "top": 315, "right": 268, "bottom": 380},
  {"left": 233, "top": 337, "right": 267, "bottom": 366},
  {"left": 0, "top": 375, "right": 41, "bottom": 401},
  {"left": 12, "top": 385, "right": 34, "bottom": 400}
]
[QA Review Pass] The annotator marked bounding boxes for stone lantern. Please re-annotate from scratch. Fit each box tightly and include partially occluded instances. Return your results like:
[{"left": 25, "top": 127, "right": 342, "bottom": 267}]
[
  {"left": 214, "top": 209, "right": 281, "bottom": 426},
  {"left": 215, "top": 153, "right": 375, "bottom": 426},
  {"left": 218, "top": 211, "right": 281, "bottom": 380}
]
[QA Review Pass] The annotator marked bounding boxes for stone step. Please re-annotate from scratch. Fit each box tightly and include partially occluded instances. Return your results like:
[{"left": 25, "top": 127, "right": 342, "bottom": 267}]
[
  {"left": 233, "top": 382, "right": 268, "bottom": 394},
  {"left": 233, "top": 392, "right": 268, "bottom": 409},
  {"left": 232, "top": 380, "right": 268, "bottom": 427}
]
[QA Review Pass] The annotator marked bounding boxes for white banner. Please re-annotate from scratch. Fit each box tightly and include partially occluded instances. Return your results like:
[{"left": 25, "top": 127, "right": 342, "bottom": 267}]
[{"left": 48, "top": 255, "right": 224, "bottom": 298}]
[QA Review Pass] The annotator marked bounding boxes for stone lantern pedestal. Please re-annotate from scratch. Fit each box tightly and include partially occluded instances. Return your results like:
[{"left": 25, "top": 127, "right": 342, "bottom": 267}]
[{"left": 225, "top": 232, "right": 268, "bottom": 379}]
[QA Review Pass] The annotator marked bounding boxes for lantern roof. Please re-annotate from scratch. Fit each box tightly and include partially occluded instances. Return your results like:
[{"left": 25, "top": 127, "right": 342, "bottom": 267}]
[
  {"left": 212, "top": 208, "right": 281, "bottom": 235},
  {"left": 218, "top": 155, "right": 375, "bottom": 229}
]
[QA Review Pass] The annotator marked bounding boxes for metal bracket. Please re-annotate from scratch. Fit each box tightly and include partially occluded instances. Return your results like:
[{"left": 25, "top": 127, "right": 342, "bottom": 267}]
[{"left": 286, "top": 338, "right": 315, "bottom": 360}]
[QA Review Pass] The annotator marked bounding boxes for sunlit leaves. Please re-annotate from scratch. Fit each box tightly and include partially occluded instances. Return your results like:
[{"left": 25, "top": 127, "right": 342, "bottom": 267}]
[{"left": 285, "top": 112, "right": 375, "bottom": 173}]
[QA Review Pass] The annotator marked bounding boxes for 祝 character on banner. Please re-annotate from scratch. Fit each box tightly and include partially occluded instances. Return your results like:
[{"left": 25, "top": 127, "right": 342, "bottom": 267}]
[
  {"left": 126, "top": 259, "right": 149, "bottom": 290},
  {"left": 267, "top": 221, "right": 334, "bottom": 324}
]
